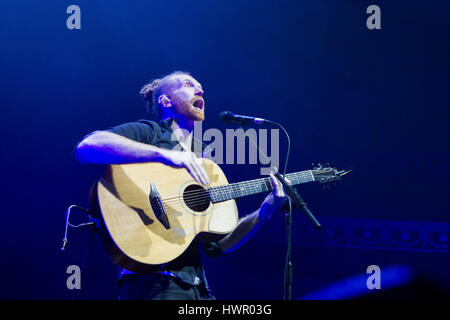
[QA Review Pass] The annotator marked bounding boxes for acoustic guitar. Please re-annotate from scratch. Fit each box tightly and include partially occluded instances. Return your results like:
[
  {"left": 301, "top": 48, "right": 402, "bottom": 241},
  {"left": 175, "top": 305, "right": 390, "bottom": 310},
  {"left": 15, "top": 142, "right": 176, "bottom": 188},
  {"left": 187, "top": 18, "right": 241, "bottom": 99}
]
[{"left": 89, "top": 159, "right": 348, "bottom": 273}]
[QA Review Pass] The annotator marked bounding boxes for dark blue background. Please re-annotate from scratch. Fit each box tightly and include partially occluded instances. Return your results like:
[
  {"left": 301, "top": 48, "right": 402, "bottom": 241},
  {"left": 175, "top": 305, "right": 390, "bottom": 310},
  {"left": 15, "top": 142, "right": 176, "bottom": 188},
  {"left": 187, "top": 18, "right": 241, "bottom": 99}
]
[{"left": 0, "top": 0, "right": 448, "bottom": 299}]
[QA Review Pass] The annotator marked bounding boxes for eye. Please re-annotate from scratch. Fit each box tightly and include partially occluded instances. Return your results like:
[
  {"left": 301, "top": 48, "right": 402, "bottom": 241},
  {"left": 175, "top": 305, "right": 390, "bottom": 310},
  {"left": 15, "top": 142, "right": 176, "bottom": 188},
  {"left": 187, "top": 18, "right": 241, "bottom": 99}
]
[{"left": 183, "top": 81, "right": 194, "bottom": 88}]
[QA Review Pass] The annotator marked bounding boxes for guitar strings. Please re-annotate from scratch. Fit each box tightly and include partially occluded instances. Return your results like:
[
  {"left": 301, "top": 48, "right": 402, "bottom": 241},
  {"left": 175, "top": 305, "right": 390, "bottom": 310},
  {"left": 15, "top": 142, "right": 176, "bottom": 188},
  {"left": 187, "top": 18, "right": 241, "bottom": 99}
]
[
  {"left": 159, "top": 171, "right": 313, "bottom": 205},
  {"left": 156, "top": 171, "right": 314, "bottom": 210},
  {"left": 159, "top": 171, "right": 312, "bottom": 204},
  {"left": 161, "top": 170, "right": 312, "bottom": 202},
  {"left": 143, "top": 172, "right": 315, "bottom": 214}
]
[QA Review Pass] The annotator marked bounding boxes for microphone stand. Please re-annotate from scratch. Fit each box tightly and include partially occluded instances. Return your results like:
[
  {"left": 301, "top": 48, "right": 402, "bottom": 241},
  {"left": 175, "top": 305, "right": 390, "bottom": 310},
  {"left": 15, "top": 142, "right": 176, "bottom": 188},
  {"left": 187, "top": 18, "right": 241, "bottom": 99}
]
[{"left": 238, "top": 121, "right": 322, "bottom": 300}]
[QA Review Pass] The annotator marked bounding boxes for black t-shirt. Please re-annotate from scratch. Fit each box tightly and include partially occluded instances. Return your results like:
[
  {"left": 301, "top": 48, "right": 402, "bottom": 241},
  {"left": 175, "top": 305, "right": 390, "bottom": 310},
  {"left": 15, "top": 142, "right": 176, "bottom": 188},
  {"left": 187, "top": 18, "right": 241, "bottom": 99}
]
[{"left": 102, "top": 118, "right": 224, "bottom": 286}]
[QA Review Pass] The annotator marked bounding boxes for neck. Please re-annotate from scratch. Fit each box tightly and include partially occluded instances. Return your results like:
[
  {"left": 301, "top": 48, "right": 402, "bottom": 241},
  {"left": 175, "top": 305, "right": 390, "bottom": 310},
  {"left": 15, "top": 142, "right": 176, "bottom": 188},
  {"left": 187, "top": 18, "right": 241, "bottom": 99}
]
[
  {"left": 208, "top": 170, "right": 316, "bottom": 203},
  {"left": 172, "top": 117, "right": 194, "bottom": 133},
  {"left": 170, "top": 118, "right": 193, "bottom": 147}
]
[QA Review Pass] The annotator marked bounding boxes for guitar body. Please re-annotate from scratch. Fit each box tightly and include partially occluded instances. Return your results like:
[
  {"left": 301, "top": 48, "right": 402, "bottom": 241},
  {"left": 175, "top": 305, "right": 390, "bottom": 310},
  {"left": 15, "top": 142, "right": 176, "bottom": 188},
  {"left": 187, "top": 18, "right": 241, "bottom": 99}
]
[{"left": 90, "top": 158, "right": 238, "bottom": 273}]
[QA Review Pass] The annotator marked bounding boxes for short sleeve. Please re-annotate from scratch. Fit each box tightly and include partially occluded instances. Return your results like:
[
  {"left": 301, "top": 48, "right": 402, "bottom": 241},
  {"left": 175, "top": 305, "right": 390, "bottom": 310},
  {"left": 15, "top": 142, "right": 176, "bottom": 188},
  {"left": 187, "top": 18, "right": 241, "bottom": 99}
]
[
  {"left": 73, "top": 120, "right": 160, "bottom": 162},
  {"left": 105, "top": 120, "right": 158, "bottom": 144}
]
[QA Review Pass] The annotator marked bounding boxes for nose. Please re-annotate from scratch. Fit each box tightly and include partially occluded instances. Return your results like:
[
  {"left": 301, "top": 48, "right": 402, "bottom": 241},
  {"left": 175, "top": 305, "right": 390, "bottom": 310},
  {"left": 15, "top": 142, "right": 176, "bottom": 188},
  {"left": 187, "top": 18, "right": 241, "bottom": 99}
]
[{"left": 194, "top": 86, "right": 203, "bottom": 97}]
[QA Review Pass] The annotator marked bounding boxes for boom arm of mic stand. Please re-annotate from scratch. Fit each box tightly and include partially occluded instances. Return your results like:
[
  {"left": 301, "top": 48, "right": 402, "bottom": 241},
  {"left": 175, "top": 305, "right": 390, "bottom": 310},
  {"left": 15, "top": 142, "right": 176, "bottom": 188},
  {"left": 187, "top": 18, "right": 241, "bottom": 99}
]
[
  {"left": 236, "top": 122, "right": 322, "bottom": 230},
  {"left": 272, "top": 170, "right": 322, "bottom": 230}
]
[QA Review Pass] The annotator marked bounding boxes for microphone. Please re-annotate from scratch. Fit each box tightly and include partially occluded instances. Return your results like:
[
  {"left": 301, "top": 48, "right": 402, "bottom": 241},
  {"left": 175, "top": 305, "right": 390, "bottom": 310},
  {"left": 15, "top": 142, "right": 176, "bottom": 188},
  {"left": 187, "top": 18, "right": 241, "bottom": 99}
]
[{"left": 219, "top": 111, "right": 268, "bottom": 126}]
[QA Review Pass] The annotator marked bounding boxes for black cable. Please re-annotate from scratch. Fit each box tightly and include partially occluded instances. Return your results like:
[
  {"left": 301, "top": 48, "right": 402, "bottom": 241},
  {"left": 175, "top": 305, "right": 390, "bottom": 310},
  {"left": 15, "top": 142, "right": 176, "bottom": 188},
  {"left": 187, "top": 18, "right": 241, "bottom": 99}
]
[
  {"left": 61, "top": 204, "right": 97, "bottom": 299},
  {"left": 264, "top": 120, "right": 293, "bottom": 300},
  {"left": 231, "top": 121, "right": 294, "bottom": 299},
  {"left": 62, "top": 205, "right": 97, "bottom": 251},
  {"left": 264, "top": 120, "right": 291, "bottom": 177}
]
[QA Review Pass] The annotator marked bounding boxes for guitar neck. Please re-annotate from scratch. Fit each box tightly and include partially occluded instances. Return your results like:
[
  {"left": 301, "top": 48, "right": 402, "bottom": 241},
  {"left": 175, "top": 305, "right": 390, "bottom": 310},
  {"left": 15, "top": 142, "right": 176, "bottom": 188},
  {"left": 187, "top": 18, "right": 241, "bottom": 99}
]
[{"left": 208, "top": 170, "right": 315, "bottom": 203}]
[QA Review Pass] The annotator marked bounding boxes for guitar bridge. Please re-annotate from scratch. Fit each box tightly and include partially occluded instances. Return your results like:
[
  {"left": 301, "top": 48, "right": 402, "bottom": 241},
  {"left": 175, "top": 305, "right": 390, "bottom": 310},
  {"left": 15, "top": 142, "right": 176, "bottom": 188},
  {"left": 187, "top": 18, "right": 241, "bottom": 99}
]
[{"left": 149, "top": 182, "right": 170, "bottom": 229}]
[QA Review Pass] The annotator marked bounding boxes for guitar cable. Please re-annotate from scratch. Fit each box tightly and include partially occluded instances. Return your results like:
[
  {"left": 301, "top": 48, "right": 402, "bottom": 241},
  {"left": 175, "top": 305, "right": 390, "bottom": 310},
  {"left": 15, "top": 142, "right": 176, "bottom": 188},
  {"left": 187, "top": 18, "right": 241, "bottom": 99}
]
[
  {"left": 61, "top": 204, "right": 98, "bottom": 299},
  {"left": 61, "top": 205, "right": 98, "bottom": 252}
]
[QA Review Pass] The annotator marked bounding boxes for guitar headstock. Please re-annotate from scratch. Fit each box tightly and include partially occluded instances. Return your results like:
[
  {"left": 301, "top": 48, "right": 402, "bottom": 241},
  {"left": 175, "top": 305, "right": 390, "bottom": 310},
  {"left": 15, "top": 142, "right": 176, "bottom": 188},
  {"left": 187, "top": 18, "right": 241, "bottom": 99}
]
[{"left": 311, "top": 163, "right": 353, "bottom": 185}]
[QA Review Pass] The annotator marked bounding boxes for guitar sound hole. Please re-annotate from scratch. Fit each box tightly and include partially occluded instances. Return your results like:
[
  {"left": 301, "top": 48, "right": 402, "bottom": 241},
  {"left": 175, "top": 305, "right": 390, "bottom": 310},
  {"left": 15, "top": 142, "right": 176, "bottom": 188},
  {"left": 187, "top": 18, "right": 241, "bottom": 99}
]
[{"left": 183, "top": 185, "right": 210, "bottom": 212}]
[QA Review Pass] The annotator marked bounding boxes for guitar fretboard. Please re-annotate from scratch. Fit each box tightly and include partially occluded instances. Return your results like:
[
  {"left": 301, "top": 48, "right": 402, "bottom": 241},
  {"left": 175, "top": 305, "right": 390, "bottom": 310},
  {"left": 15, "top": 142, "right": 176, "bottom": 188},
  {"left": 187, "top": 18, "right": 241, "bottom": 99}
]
[{"left": 207, "top": 170, "right": 315, "bottom": 203}]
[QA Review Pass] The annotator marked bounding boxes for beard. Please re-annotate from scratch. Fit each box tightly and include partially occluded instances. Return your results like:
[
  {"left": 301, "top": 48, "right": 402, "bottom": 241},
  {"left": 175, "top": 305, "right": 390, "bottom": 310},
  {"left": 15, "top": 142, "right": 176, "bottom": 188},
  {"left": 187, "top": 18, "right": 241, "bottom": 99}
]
[{"left": 181, "top": 100, "right": 205, "bottom": 121}]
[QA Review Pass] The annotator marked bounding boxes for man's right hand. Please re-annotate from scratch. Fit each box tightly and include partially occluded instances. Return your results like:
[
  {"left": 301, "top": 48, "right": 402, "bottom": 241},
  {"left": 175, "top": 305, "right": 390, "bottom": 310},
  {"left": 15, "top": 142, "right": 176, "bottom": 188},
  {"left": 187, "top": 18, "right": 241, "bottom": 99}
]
[{"left": 162, "top": 150, "right": 210, "bottom": 186}]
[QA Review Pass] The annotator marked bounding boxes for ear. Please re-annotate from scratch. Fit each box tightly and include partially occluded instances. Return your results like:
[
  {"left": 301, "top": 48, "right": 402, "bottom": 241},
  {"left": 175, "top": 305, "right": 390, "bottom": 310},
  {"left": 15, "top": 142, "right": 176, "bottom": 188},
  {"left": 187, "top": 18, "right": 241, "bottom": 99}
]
[{"left": 158, "top": 95, "right": 172, "bottom": 108}]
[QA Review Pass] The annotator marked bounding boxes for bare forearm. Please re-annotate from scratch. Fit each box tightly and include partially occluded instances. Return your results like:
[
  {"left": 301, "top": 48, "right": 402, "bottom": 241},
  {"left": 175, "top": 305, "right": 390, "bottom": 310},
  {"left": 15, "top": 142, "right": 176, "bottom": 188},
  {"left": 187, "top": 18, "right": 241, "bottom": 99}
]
[
  {"left": 75, "top": 131, "right": 169, "bottom": 165},
  {"left": 218, "top": 174, "right": 287, "bottom": 253},
  {"left": 218, "top": 210, "right": 262, "bottom": 253}
]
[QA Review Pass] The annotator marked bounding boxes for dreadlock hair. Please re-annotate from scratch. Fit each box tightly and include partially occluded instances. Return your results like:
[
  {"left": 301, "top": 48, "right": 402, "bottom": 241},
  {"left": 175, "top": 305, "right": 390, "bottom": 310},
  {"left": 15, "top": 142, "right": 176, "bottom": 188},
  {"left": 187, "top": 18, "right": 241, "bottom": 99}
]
[{"left": 140, "top": 71, "right": 191, "bottom": 120}]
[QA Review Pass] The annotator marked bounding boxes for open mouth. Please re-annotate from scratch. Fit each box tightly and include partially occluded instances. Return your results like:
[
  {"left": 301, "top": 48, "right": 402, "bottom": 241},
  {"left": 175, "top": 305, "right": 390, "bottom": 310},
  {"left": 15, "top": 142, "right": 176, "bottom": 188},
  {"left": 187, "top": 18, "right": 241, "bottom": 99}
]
[{"left": 192, "top": 98, "right": 204, "bottom": 111}]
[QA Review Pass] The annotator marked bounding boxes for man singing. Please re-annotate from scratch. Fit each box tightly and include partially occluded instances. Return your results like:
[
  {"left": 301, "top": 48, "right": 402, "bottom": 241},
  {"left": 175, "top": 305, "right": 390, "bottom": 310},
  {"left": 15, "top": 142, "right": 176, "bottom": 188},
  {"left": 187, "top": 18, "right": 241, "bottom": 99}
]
[{"left": 74, "top": 71, "right": 287, "bottom": 300}]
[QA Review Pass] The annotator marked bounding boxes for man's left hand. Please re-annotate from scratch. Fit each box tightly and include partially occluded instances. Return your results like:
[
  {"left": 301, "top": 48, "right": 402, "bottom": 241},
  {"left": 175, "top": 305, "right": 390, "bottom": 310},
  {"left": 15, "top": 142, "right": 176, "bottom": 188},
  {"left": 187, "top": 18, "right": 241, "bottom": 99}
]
[{"left": 257, "top": 173, "right": 289, "bottom": 224}]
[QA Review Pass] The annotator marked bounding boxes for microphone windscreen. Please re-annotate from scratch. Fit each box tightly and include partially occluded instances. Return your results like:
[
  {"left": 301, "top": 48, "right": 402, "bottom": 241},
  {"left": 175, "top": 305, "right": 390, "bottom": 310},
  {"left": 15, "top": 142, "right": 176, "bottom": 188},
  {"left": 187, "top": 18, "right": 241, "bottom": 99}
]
[{"left": 219, "top": 111, "right": 233, "bottom": 122}]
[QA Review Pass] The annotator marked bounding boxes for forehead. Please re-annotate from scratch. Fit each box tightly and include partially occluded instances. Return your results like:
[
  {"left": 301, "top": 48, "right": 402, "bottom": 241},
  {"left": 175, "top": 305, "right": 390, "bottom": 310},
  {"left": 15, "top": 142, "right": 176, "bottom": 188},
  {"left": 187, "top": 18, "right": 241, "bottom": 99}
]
[{"left": 167, "top": 74, "right": 202, "bottom": 88}]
